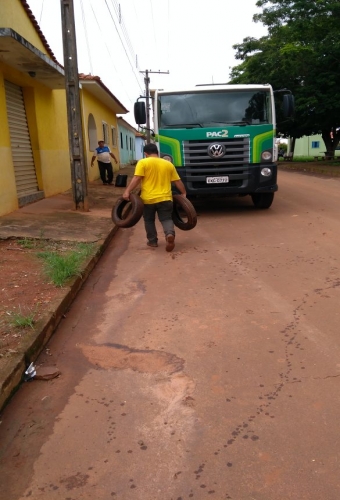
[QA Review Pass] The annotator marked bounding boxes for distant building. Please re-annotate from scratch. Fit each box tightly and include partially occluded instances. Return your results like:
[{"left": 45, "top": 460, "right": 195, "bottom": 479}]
[
  {"left": 79, "top": 74, "right": 128, "bottom": 179},
  {"left": 293, "top": 134, "right": 340, "bottom": 158},
  {"left": 117, "top": 117, "right": 143, "bottom": 166},
  {"left": 135, "top": 132, "right": 146, "bottom": 161}
]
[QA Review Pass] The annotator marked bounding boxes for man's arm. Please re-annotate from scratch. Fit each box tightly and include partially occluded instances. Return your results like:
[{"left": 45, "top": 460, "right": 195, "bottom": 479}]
[
  {"left": 110, "top": 152, "right": 118, "bottom": 164},
  {"left": 122, "top": 175, "right": 143, "bottom": 200},
  {"left": 173, "top": 179, "right": 186, "bottom": 197},
  {"left": 90, "top": 155, "right": 96, "bottom": 167}
]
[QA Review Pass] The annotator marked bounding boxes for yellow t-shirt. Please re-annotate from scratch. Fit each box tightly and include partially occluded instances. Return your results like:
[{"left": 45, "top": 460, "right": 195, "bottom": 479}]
[{"left": 135, "top": 157, "right": 180, "bottom": 204}]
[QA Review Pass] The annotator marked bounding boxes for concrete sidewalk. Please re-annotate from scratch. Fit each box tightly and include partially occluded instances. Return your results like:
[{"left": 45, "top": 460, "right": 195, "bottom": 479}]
[
  {"left": 0, "top": 166, "right": 135, "bottom": 242},
  {"left": 0, "top": 166, "right": 135, "bottom": 410}
]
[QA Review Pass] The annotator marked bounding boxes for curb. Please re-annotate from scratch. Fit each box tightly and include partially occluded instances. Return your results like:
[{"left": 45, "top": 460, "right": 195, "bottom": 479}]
[{"left": 0, "top": 224, "right": 119, "bottom": 412}]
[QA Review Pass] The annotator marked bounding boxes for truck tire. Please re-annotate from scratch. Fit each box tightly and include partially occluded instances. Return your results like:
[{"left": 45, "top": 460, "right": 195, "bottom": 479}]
[
  {"left": 172, "top": 195, "right": 197, "bottom": 230},
  {"left": 111, "top": 193, "right": 144, "bottom": 228},
  {"left": 251, "top": 192, "right": 274, "bottom": 209}
]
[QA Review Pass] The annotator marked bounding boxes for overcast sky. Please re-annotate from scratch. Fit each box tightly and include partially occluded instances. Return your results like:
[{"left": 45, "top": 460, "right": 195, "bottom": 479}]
[{"left": 27, "top": 0, "right": 267, "bottom": 126}]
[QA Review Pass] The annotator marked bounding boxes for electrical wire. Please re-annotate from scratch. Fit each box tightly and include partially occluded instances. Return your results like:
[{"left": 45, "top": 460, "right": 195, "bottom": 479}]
[
  {"left": 105, "top": 0, "right": 143, "bottom": 84},
  {"left": 130, "top": 0, "right": 141, "bottom": 69},
  {"left": 90, "top": 3, "right": 138, "bottom": 107},
  {"left": 103, "top": 0, "right": 143, "bottom": 92},
  {"left": 149, "top": 0, "right": 157, "bottom": 50},
  {"left": 131, "top": 0, "right": 139, "bottom": 26},
  {"left": 111, "top": 0, "right": 136, "bottom": 60},
  {"left": 80, "top": 0, "right": 93, "bottom": 74},
  {"left": 39, "top": 0, "right": 44, "bottom": 25}
]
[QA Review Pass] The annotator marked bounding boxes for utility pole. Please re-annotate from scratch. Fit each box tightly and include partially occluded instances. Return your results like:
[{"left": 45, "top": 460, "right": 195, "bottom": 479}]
[
  {"left": 144, "top": 70, "right": 151, "bottom": 144},
  {"left": 60, "top": 0, "right": 88, "bottom": 211},
  {"left": 140, "top": 69, "right": 169, "bottom": 144}
]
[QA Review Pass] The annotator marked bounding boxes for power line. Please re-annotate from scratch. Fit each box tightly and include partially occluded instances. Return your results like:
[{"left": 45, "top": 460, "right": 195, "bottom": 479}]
[
  {"left": 105, "top": 0, "right": 142, "bottom": 80},
  {"left": 39, "top": 0, "right": 45, "bottom": 25},
  {"left": 109, "top": 0, "right": 135, "bottom": 61},
  {"left": 131, "top": 0, "right": 139, "bottom": 26},
  {"left": 80, "top": 0, "right": 93, "bottom": 74},
  {"left": 149, "top": 0, "right": 157, "bottom": 49},
  {"left": 89, "top": 3, "right": 139, "bottom": 107},
  {"left": 103, "top": 0, "right": 143, "bottom": 91}
]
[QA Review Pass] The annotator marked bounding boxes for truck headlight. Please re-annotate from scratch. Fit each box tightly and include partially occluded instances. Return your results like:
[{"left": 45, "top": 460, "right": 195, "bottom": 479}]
[
  {"left": 161, "top": 154, "right": 173, "bottom": 162},
  {"left": 261, "top": 151, "right": 272, "bottom": 161},
  {"left": 261, "top": 167, "right": 272, "bottom": 177}
]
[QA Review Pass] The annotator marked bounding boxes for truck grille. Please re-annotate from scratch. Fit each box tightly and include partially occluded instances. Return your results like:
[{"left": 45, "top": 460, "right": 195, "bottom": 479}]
[
  {"left": 183, "top": 138, "right": 250, "bottom": 168},
  {"left": 182, "top": 138, "right": 250, "bottom": 188}
]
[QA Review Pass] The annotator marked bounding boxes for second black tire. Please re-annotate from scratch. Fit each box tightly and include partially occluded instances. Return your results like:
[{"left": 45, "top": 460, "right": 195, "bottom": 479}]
[
  {"left": 111, "top": 193, "right": 144, "bottom": 228},
  {"left": 172, "top": 194, "right": 197, "bottom": 231}
]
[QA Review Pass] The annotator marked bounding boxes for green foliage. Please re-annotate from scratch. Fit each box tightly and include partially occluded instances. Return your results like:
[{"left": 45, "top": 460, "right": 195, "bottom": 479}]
[
  {"left": 37, "top": 243, "right": 95, "bottom": 287},
  {"left": 9, "top": 307, "right": 36, "bottom": 329},
  {"left": 17, "top": 238, "right": 36, "bottom": 249},
  {"left": 230, "top": 0, "right": 340, "bottom": 153}
]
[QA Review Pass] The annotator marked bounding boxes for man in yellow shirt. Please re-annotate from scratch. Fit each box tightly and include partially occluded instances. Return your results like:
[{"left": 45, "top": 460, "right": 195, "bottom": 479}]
[{"left": 123, "top": 143, "right": 186, "bottom": 252}]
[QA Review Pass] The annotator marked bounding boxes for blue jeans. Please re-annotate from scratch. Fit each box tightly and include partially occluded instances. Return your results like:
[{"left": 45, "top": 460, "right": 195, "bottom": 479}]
[{"left": 143, "top": 201, "right": 175, "bottom": 243}]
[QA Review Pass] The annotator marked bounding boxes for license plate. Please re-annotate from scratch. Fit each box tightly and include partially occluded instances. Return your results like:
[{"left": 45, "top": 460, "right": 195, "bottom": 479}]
[{"left": 206, "top": 176, "right": 229, "bottom": 184}]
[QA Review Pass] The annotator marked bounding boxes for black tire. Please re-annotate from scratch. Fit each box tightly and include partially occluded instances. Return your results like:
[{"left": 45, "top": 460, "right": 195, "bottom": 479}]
[
  {"left": 172, "top": 195, "right": 197, "bottom": 230},
  {"left": 251, "top": 192, "right": 274, "bottom": 209},
  {"left": 111, "top": 193, "right": 144, "bottom": 228}
]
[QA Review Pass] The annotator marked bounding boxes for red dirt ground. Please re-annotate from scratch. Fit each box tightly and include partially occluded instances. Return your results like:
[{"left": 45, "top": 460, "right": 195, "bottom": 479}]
[
  {"left": 0, "top": 239, "right": 66, "bottom": 359},
  {"left": 1, "top": 161, "right": 339, "bottom": 361}
]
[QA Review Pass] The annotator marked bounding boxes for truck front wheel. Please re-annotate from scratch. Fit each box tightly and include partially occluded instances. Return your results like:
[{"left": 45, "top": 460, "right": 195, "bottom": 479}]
[{"left": 251, "top": 192, "right": 274, "bottom": 209}]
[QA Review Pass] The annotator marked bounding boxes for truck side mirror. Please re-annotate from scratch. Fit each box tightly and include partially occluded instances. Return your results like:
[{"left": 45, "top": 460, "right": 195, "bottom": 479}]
[
  {"left": 283, "top": 94, "right": 295, "bottom": 118},
  {"left": 134, "top": 102, "right": 146, "bottom": 125}
]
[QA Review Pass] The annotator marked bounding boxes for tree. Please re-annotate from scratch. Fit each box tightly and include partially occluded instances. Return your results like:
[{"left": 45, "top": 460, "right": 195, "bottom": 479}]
[{"left": 230, "top": 0, "right": 340, "bottom": 155}]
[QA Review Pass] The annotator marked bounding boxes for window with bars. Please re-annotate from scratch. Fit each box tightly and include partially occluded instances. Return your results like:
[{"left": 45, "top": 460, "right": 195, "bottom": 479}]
[
  {"left": 111, "top": 126, "right": 117, "bottom": 146},
  {"left": 102, "top": 122, "right": 109, "bottom": 144}
]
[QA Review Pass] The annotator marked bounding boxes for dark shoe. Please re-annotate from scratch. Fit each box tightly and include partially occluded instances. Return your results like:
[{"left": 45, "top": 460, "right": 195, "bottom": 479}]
[
  {"left": 165, "top": 234, "right": 175, "bottom": 252},
  {"left": 108, "top": 182, "right": 113, "bottom": 185},
  {"left": 147, "top": 241, "right": 158, "bottom": 248}
]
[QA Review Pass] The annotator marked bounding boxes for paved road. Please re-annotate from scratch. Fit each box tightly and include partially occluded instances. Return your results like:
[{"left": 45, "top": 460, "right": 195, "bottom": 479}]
[{"left": 1, "top": 170, "right": 340, "bottom": 500}]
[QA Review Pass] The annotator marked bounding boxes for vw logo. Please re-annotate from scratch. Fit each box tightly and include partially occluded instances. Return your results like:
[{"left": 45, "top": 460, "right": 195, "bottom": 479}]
[{"left": 208, "top": 143, "right": 225, "bottom": 158}]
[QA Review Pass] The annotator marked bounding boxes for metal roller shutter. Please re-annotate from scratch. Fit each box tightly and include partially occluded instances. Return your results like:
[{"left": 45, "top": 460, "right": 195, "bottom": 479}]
[{"left": 5, "top": 80, "right": 39, "bottom": 197}]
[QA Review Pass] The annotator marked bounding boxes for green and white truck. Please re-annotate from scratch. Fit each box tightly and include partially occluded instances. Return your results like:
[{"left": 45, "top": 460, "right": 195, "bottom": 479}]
[{"left": 134, "top": 84, "right": 294, "bottom": 209}]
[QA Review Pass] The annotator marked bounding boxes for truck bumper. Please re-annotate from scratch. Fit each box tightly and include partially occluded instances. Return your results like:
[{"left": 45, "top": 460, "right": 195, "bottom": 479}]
[{"left": 176, "top": 163, "right": 278, "bottom": 196}]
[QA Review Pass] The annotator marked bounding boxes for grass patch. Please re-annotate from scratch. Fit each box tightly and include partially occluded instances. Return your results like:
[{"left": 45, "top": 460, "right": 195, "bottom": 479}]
[
  {"left": 17, "top": 238, "right": 36, "bottom": 249},
  {"left": 8, "top": 307, "right": 36, "bottom": 329},
  {"left": 37, "top": 242, "right": 95, "bottom": 287},
  {"left": 291, "top": 156, "right": 313, "bottom": 162},
  {"left": 279, "top": 156, "right": 319, "bottom": 162},
  {"left": 279, "top": 155, "right": 340, "bottom": 163}
]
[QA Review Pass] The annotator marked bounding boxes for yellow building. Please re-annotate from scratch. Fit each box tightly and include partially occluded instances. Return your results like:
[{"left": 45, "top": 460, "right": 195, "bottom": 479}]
[
  {"left": 79, "top": 74, "right": 128, "bottom": 182},
  {"left": 0, "top": 0, "right": 128, "bottom": 216}
]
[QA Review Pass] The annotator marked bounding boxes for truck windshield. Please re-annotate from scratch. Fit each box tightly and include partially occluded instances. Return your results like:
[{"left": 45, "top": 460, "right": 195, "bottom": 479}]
[{"left": 159, "top": 90, "right": 272, "bottom": 128}]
